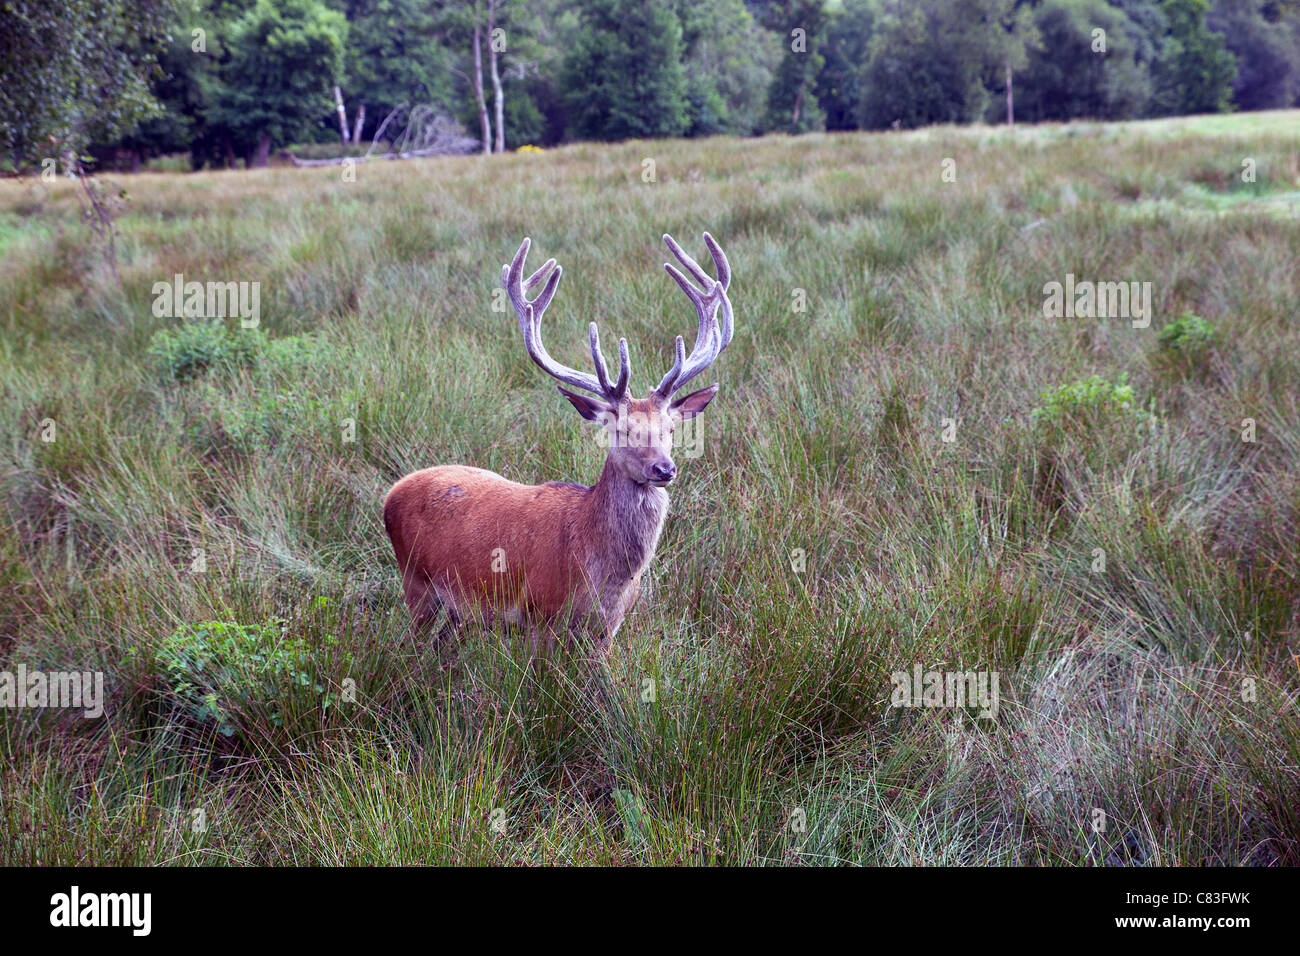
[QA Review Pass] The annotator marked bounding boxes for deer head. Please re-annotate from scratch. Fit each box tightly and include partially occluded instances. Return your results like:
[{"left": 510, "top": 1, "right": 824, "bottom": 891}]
[{"left": 503, "top": 233, "right": 733, "bottom": 488}]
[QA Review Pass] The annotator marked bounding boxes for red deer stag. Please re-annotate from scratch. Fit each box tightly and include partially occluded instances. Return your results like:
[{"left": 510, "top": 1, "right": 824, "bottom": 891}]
[{"left": 383, "top": 233, "right": 734, "bottom": 651}]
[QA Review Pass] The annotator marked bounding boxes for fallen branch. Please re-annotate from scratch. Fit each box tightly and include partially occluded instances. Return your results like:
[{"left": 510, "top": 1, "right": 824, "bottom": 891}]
[
  {"left": 283, "top": 108, "right": 479, "bottom": 166},
  {"left": 365, "top": 104, "right": 407, "bottom": 159},
  {"left": 285, "top": 144, "right": 477, "bottom": 167}
]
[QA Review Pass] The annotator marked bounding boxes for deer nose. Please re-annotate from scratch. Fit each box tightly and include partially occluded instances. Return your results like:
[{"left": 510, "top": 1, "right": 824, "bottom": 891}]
[{"left": 650, "top": 462, "right": 677, "bottom": 484}]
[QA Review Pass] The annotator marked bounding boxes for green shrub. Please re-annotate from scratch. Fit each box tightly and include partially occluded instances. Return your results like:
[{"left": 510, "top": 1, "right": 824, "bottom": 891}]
[
  {"left": 148, "top": 323, "right": 336, "bottom": 385},
  {"left": 1031, "top": 375, "right": 1153, "bottom": 432},
  {"left": 163, "top": 332, "right": 343, "bottom": 454},
  {"left": 148, "top": 321, "right": 267, "bottom": 381},
  {"left": 260, "top": 332, "right": 336, "bottom": 374},
  {"left": 1157, "top": 312, "right": 1217, "bottom": 350},
  {"left": 1153, "top": 312, "right": 1219, "bottom": 379},
  {"left": 1029, "top": 376, "right": 1159, "bottom": 512},
  {"left": 150, "top": 619, "right": 342, "bottom": 739}
]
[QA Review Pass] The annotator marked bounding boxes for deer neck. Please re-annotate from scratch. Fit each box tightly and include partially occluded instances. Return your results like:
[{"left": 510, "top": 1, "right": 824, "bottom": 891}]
[{"left": 585, "top": 456, "right": 669, "bottom": 582}]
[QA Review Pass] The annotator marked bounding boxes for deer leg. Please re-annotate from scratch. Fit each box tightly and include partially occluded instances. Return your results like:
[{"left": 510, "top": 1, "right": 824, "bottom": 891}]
[
  {"left": 405, "top": 579, "right": 460, "bottom": 646},
  {"left": 567, "top": 610, "right": 614, "bottom": 657}
]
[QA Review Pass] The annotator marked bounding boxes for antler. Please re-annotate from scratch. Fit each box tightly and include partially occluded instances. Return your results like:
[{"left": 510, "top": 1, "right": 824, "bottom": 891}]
[
  {"left": 653, "top": 232, "right": 733, "bottom": 400},
  {"left": 503, "top": 238, "right": 630, "bottom": 401}
]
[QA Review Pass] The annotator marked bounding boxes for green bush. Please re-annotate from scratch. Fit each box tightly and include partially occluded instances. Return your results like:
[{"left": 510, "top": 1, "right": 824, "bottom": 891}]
[
  {"left": 150, "top": 619, "right": 342, "bottom": 739},
  {"left": 260, "top": 332, "right": 336, "bottom": 373},
  {"left": 148, "top": 321, "right": 267, "bottom": 381},
  {"left": 1029, "top": 375, "right": 1158, "bottom": 514},
  {"left": 1153, "top": 312, "right": 1219, "bottom": 379},
  {"left": 1031, "top": 375, "right": 1153, "bottom": 432},
  {"left": 156, "top": 330, "right": 343, "bottom": 453},
  {"left": 148, "top": 323, "right": 335, "bottom": 385}
]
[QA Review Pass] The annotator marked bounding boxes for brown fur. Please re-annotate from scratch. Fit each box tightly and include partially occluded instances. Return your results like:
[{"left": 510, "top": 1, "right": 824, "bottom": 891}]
[{"left": 383, "top": 395, "right": 704, "bottom": 650}]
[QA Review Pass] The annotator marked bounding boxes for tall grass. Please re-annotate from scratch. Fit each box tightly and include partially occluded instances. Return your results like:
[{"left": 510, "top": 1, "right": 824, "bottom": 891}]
[{"left": 1, "top": 112, "right": 1298, "bottom": 865}]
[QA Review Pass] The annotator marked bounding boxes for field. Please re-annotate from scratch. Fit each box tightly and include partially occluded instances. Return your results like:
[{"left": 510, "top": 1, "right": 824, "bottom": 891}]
[{"left": 1, "top": 110, "right": 1298, "bottom": 865}]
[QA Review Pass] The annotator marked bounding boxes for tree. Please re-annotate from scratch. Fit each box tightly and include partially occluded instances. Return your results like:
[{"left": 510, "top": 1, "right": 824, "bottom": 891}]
[
  {"left": 100, "top": 2, "right": 235, "bottom": 171},
  {"left": 207, "top": 0, "right": 347, "bottom": 167},
  {"left": 816, "top": 0, "right": 879, "bottom": 130},
  {"left": 858, "top": 0, "right": 1024, "bottom": 129},
  {"left": 858, "top": 3, "right": 950, "bottom": 129},
  {"left": 1015, "top": 0, "right": 1155, "bottom": 121},
  {"left": 1208, "top": 0, "right": 1300, "bottom": 110},
  {"left": 561, "top": 0, "right": 689, "bottom": 140},
  {"left": 489, "top": 0, "right": 505, "bottom": 152},
  {"left": 988, "top": 0, "right": 1039, "bottom": 124},
  {"left": 481, "top": 0, "right": 542, "bottom": 152},
  {"left": 756, "top": 0, "right": 830, "bottom": 133},
  {"left": 673, "top": 0, "right": 780, "bottom": 135},
  {"left": 0, "top": 0, "right": 176, "bottom": 168},
  {"left": 435, "top": 1, "right": 497, "bottom": 153},
  {"left": 441, "top": 0, "right": 564, "bottom": 149},
  {"left": 331, "top": 0, "right": 458, "bottom": 142},
  {"left": 849, "top": 0, "right": 1039, "bottom": 130},
  {"left": 1149, "top": 0, "right": 1237, "bottom": 114}
]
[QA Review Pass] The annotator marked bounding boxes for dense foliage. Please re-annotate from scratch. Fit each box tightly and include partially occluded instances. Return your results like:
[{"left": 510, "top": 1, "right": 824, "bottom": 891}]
[
  {"left": 0, "top": 0, "right": 175, "bottom": 162},
  {"left": 1, "top": 1, "right": 1298, "bottom": 166}
]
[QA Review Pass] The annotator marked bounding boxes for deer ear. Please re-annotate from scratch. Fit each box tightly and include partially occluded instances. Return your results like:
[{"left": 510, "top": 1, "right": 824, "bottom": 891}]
[
  {"left": 557, "top": 386, "right": 614, "bottom": 423},
  {"left": 669, "top": 383, "right": 719, "bottom": 420}
]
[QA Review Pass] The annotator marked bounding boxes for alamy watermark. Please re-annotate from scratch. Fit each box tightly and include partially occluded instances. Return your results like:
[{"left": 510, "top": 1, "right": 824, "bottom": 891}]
[
  {"left": 0, "top": 665, "right": 104, "bottom": 718},
  {"left": 152, "top": 273, "right": 261, "bottom": 328},
  {"left": 890, "top": 664, "right": 1000, "bottom": 719},
  {"left": 595, "top": 406, "right": 706, "bottom": 459},
  {"left": 1043, "top": 274, "right": 1152, "bottom": 329},
  {"left": 50, "top": 886, "right": 150, "bottom": 936}
]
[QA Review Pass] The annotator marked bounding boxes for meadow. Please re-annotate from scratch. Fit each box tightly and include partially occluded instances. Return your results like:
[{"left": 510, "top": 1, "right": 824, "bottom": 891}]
[{"left": 1, "top": 110, "right": 1297, "bottom": 865}]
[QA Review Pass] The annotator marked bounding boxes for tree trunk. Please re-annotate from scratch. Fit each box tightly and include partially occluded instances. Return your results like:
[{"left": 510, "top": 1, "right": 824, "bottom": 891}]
[
  {"left": 1005, "top": 63, "right": 1014, "bottom": 126},
  {"left": 489, "top": 0, "right": 505, "bottom": 153},
  {"left": 334, "top": 86, "right": 351, "bottom": 144},
  {"left": 352, "top": 101, "right": 366, "bottom": 145},
  {"left": 473, "top": 24, "right": 491, "bottom": 155},
  {"left": 791, "top": 88, "right": 803, "bottom": 130},
  {"left": 253, "top": 132, "right": 272, "bottom": 168}
]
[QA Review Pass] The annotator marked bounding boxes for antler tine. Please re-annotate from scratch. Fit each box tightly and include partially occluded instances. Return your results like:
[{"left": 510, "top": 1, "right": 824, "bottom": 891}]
[
  {"left": 524, "top": 256, "right": 559, "bottom": 306},
  {"left": 703, "top": 232, "right": 732, "bottom": 349},
  {"left": 589, "top": 323, "right": 630, "bottom": 399},
  {"left": 503, "top": 237, "right": 631, "bottom": 401},
  {"left": 654, "top": 232, "right": 734, "bottom": 399},
  {"left": 663, "top": 234, "right": 712, "bottom": 287},
  {"left": 503, "top": 238, "right": 604, "bottom": 397}
]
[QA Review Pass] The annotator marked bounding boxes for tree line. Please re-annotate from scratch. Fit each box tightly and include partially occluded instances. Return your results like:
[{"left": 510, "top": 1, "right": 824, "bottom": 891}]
[{"left": 2, "top": 0, "right": 1297, "bottom": 172}]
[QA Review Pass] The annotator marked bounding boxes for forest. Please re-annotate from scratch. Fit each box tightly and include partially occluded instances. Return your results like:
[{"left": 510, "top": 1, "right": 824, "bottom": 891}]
[{"left": 2, "top": 0, "right": 1298, "bottom": 172}]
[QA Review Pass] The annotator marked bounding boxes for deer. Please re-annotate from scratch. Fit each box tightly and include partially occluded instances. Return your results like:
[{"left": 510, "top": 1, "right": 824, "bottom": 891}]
[{"left": 382, "top": 232, "right": 734, "bottom": 653}]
